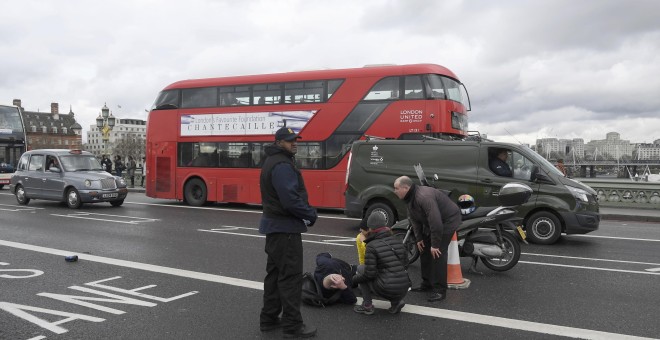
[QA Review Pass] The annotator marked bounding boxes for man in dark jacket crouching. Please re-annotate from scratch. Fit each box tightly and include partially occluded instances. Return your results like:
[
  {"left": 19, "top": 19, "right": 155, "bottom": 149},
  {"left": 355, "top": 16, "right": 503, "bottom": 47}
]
[
  {"left": 394, "top": 175, "right": 461, "bottom": 303},
  {"left": 352, "top": 211, "right": 411, "bottom": 315}
]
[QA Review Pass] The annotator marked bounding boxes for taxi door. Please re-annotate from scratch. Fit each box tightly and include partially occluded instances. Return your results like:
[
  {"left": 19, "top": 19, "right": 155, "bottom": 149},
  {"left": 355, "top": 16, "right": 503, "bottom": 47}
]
[{"left": 42, "top": 155, "right": 66, "bottom": 200}]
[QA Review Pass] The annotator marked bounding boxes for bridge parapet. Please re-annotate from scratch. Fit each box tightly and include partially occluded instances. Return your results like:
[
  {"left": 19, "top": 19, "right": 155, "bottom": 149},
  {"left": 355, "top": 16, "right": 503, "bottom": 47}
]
[{"left": 578, "top": 178, "right": 660, "bottom": 209}]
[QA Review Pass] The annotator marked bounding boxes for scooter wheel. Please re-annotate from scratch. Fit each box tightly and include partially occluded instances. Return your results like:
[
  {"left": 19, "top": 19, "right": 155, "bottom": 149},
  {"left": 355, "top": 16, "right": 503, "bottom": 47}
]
[
  {"left": 393, "top": 232, "right": 419, "bottom": 265},
  {"left": 480, "top": 231, "right": 520, "bottom": 272}
]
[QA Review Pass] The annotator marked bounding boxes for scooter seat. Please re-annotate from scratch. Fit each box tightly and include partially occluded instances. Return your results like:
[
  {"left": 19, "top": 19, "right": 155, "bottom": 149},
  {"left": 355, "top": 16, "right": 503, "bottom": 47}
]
[{"left": 461, "top": 206, "right": 497, "bottom": 221}]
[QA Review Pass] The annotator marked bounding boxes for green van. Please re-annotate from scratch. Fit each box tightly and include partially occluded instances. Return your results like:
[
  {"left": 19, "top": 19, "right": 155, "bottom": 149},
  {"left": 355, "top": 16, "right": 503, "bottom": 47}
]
[{"left": 344, "top": 139, "right": 600, "bottom": 244}]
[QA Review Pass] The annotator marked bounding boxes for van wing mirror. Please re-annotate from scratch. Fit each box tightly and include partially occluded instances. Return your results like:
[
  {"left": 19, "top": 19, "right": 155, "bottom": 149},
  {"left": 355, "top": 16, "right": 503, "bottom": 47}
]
[{"left": 531, "top": 165, "right": 553, "bottom": 184}]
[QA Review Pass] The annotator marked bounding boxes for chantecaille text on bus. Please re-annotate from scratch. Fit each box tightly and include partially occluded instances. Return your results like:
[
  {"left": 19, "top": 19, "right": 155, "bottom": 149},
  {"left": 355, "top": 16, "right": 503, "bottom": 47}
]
[{"left": 180, "top": 111, "right": 317, "bottom": 137}]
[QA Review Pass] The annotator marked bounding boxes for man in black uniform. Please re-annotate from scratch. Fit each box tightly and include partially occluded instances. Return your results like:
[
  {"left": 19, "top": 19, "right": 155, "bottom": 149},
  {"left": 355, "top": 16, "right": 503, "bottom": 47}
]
[
  {"left": 259, "top": 127, "right": 318, "bottom": 338},
  {"left": 489, "top": 148, "right": 512, "bottom": 177}
]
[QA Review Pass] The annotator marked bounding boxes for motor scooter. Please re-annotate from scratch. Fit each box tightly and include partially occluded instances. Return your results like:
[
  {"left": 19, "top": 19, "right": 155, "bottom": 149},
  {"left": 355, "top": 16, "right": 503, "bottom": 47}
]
[{"left": 391, "top": 165, "right": 531, "bottom": 273}]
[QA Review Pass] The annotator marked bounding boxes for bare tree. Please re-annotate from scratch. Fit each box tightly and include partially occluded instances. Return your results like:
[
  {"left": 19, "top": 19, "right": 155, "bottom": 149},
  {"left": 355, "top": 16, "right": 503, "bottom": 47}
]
[{"left": 113, "top": 133, "right": 145, "bottom": 161}]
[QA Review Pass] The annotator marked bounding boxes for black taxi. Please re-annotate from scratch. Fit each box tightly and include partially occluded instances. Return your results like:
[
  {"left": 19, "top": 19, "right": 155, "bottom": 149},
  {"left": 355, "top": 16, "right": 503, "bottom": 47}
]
[{"left": 10, "top": 149, "right": 128, "bottom": 208}]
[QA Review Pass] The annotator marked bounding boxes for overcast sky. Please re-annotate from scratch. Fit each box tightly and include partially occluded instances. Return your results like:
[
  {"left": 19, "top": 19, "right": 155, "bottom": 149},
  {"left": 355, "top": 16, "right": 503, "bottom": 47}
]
[{"left": 2, "top": 0, "right": 659, "bottom": 145}]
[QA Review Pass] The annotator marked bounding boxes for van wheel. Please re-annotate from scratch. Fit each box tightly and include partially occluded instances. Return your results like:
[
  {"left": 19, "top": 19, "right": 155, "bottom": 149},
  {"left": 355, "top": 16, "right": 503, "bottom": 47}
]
[
  {"left": 365, "top": 202, "right": 395, "bottom": 227},
  {"left": 526, "top": 211, "right": 562, "bottom": 245},
  {"left": 184, "top": 178, "right": 207, "bottom": 207}
]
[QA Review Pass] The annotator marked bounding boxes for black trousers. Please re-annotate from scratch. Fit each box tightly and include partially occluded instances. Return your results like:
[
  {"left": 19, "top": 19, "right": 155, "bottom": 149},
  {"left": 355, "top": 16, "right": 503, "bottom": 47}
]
[
  {"left": 418, "top": 232, "right": 453, "bottom": 294},
  {"left": 260, "top": 233, "right": 303, "bottom": 332}
]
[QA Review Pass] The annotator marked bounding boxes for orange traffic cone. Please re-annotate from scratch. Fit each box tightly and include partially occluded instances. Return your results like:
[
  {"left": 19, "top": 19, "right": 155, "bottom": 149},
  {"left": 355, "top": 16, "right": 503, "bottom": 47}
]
[{"left": 447, "top": 232, "right": 471, "bottom": 289}]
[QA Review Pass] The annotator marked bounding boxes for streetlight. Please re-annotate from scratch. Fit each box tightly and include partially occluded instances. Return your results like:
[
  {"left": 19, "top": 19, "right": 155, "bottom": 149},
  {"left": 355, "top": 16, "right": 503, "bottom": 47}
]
[{"left": 96, "top": 103, "right": 116, "bottom": 156}]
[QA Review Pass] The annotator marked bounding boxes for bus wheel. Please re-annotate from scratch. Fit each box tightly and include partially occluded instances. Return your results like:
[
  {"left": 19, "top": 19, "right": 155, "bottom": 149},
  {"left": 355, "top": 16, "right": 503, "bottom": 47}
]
[
  {"left": 184, "top": 178, "right": 207, "bottom": 207},
  {"left": 526, "top": 211, "right": 562, "bottom": 245},
  {"left": 365, "top": 202, "right": 395, "bottom": 227}
]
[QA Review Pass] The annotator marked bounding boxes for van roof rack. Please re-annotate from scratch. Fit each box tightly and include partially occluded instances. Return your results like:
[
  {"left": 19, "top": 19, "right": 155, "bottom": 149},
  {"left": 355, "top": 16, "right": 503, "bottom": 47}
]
[
  {"left": 464, "top": 131, "right": 493, "bottom": 142},
  {"left": 364, "top": 135, "right": 387, "bottom": 141}
]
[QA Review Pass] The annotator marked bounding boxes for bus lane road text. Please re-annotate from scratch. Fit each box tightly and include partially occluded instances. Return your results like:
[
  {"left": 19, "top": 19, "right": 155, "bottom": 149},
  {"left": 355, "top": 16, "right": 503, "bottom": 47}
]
[{"left": 1, "top": 261, "right": 198, "bottom": 339}]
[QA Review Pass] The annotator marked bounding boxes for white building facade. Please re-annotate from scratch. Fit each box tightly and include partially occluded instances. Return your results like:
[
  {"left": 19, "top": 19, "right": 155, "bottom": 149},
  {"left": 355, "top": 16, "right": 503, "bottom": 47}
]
[{"left": 86, "top": 118, "right": 146, "bottom": 157}]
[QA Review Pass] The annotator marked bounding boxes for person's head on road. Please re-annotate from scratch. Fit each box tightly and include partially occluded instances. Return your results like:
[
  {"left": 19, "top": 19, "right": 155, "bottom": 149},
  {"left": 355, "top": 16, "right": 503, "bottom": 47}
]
[
  {"left": 322, "top": 273, "right": 348, "bottom": 290},
  {"left": 393, "top": 176, "right": 413, "bottom": 200},
  {"left": 274, "top": 127, "right": 301, "bottom": 154}
]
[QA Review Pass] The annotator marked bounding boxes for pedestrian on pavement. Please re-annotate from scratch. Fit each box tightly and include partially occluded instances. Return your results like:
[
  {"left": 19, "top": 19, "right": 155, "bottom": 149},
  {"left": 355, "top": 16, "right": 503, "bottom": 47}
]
[
  {"left": 258, "top": 126, "right": 318, "bottom": 338},
  {"left": 114, "top": 155, "right": 124, "bottom": 177},
  {"left": 141, "top": 156, "right": 146, "bottom": 187},
  {"left": 312, "top": 252, "right": 357, "bottom": 306},
  {"left": 352, "top": 211, "right": 411, "bottom": 315},
  {"left": 127, "top": 156, "right": 137, "bottom": 188},
  {"left": 393, "top": 176, "right": 461, "bottom": 302},
  {"left": 555, "top": 159, "right": 567, "bottom": 176},
  {"left": 101, "top": 155, "right": 112, "bottom": 173}
]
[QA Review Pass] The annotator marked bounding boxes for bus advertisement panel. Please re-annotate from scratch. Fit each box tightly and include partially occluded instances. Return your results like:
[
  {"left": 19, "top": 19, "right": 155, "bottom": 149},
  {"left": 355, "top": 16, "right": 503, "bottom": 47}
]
[
  {"left": 145, "top": 64, "right": 470, "bottom": 208},
  {"left": 0, "top": 105, "right": 27, "bottom": 189}
]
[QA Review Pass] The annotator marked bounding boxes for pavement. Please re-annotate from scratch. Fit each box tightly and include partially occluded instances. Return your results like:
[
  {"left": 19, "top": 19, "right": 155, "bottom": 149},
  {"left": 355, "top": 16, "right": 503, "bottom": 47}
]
[
  {"left": 125, "top": 187, "right": 660, "bottom": 223},
  {"left": 598, "top": 206, "right": 660, "bottom": 223}
]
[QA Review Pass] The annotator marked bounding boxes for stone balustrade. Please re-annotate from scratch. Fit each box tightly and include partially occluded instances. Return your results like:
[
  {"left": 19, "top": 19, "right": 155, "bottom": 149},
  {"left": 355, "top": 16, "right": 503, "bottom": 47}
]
[{"left": 578, "top": 178, "right": 660, "bottom": 209}]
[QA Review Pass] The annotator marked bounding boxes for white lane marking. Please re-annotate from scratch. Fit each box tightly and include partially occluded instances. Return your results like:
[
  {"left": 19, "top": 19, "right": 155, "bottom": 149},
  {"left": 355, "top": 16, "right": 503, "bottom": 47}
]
[
  {"left": 646, "top": 268, "right": 660, "bottom": 272},
  {"left": 65, "top": 212, "right": 158, "bottom": 221},
  {"left": 524, "top": 253, "right": 660, "bottom": 266},
  {"left": 571, "top": 235, "right": 660, "bottom": 242},
  {"left": 125, "top": 201, "right": 358, "bottom": 220},
  {"left": 0, "top": 203, "right": 42, "bottom": 212},
  {"left": 197, "top": 227, "right": 352, "bottom": 247},
  {"left": 520, "top": 261, "right": 660, "bottom": 276},
  {"left": 0, "top": 239, "right": 654, "bottom": 340},
  {"left": 0, "top": 239, "right": 261, "bottom": 289},
  {"left": 50, "top": 214, "right": 143, "bottom": 225},
  {"left": 50, "top": 212, "right": 158, "bottom": 225}
]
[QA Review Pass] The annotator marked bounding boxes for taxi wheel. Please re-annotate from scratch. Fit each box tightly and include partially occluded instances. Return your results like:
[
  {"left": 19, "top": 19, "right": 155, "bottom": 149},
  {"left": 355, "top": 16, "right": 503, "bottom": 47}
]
[
  {"left": 110, "top": 199, "right": 124, "bottom": 207},
  {"left": 66, "top": 188, "right": 83, "bottom": 209},
  {"left": 15, "top": 185, "right": 30, "bottom": 205}
]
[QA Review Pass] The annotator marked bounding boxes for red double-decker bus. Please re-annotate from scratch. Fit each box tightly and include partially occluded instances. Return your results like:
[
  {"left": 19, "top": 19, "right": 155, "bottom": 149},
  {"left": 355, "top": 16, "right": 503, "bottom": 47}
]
[{"left": 145, "top": 63, "right": 470, "bottom": 208}]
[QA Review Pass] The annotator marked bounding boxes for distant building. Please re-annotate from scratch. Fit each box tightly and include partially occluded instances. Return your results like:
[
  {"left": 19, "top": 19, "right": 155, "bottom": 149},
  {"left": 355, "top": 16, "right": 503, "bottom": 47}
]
[
  {"left": 14, "top": 99, "right": 83, "bottom": 150},
  {"left": 635, "top": 139, "right": 660, "bottom": 160},
  {"left": 535, "top": 138, "right": 584, "bottom": 159},
  {"left": 585, "top": 132, "right": 634, "bottom": 159}
]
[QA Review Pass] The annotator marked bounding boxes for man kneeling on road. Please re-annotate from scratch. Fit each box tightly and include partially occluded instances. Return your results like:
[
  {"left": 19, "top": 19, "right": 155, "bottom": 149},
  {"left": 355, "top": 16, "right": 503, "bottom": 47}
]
[{"left": 352, "top": 211, "right": 411, "bottom": 315}]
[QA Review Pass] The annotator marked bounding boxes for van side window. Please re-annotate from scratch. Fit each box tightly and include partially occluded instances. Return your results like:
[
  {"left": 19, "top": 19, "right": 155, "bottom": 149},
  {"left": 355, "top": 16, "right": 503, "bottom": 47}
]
[
  {"left": 488, "top": 148, "right": 512, "bottom": 177},
  {"left": 512, "top": 152, "right": 533, "bottom": 181}
]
